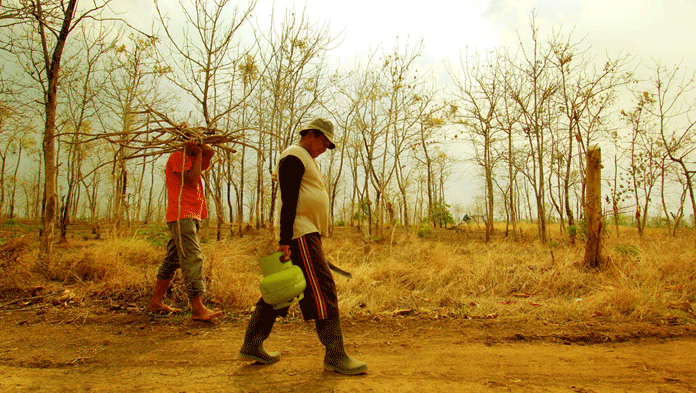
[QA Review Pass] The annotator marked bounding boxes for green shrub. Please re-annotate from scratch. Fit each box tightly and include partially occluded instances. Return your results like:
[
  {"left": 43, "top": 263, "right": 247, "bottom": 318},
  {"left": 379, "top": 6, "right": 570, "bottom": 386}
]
[{"left": 417, "top": 225, "right": 432, "bottom": 238}]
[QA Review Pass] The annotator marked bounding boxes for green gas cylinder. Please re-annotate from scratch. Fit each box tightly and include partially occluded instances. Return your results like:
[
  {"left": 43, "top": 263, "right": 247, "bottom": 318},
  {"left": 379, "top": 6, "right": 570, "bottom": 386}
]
[{"left": 258, "top": 252, "right": 306, "bottom": 310}]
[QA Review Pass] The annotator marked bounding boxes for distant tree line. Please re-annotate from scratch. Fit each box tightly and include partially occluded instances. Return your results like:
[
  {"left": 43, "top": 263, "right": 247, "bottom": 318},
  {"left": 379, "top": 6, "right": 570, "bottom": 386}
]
[{"left": 1, "top": 1, "right": 695, "bottom": 261}]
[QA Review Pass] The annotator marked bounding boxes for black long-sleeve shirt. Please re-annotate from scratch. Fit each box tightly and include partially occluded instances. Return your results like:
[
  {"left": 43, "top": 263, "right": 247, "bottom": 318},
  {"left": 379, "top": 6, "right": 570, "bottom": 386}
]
[{"left": 278, "top": 155, "right": 304, "bottom": 245}]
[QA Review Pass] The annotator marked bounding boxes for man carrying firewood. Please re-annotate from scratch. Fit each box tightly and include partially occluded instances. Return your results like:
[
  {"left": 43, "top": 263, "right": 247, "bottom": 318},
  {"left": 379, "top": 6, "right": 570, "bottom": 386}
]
[{"left": 146, "top": 138, "right": 221, "bottom": 322}]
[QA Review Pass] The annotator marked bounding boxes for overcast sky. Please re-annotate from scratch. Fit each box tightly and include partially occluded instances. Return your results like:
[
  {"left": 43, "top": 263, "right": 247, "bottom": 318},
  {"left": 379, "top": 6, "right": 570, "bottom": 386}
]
[
  {"left": 252, "top": 0, "right": 695, "bottom": 66},
  {"left": 108, "top": 0, "right": 696, "bottom": 212},
  {"left": 111, "top": 0, "right": 696, "bottom": 67}
]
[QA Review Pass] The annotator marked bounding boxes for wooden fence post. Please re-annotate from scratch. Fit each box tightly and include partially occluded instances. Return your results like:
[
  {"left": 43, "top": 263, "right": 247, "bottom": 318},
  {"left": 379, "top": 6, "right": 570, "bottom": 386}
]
[{"left": 584, "top": 145, "right": 604, "bottom": 269}]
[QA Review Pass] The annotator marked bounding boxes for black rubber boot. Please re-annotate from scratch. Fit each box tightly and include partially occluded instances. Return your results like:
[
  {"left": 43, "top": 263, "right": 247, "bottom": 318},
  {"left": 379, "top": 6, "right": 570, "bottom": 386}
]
[
  {"left": 315, "top": 316, "right": 368, "bottom": 375},
  {"left": 239, "top": 301, "right": 280, "bottom": 364}
]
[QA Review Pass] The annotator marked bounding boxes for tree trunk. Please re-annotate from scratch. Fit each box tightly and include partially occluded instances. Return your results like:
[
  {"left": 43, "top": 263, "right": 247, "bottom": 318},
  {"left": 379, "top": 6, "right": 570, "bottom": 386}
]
[
  {"left": 40, "top": 0, "right": 80, "bottom": 261},
  {"left": 9, "top": 144, "right": 22, "bottom": 218},
  {"left": 584, "top": 146, "right": 604, "bottom": 269}
]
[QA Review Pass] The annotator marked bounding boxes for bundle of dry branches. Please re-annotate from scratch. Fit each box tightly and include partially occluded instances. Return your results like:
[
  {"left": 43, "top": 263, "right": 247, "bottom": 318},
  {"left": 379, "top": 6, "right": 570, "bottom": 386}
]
[{"left": 102, "top": 106, "right": 244, "bottom": 162}]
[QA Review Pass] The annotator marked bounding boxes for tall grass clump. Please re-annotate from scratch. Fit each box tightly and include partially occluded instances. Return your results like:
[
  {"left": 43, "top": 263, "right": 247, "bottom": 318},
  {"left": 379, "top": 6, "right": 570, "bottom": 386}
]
[
  {"left": 0, "top": 235, "right": 34, "bottom": 290},
  {"left": 50, "top": 238, "right": 162, "bottom": 302},
  {"left": 0, "top": 234, "right": 163, "bottom": 305},
  {"left": 202, "top": 234, "right": 276, "bottom": 309},
  {"left": 600, "top": 231, "right": 696, "bottom": 320}
]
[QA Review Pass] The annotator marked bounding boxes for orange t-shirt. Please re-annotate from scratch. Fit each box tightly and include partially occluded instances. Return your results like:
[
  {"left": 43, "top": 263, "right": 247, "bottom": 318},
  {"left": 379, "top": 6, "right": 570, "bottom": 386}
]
[{"left": 165, "top": 151, "right": 210, "bottom": 222}]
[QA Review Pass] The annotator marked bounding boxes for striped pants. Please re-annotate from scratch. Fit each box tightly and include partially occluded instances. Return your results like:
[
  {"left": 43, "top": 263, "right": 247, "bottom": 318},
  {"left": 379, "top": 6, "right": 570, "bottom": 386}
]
[{"left": 257, "top": 232, "right": 339, "bottom": 321}]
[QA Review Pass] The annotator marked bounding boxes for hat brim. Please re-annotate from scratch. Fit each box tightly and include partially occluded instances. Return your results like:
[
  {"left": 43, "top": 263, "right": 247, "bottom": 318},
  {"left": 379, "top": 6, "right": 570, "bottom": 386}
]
[
  {"left": 301, "top": 127, "right": 336, "bottom": 149},
  {"left": 323, "top": 135, "right": 336, "bottom": 149}
]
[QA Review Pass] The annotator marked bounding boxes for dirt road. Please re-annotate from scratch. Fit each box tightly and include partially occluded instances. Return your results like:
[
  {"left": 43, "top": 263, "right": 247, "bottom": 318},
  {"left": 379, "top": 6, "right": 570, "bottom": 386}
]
[{"left": 1, "top": 308, "right": 695, "bottom": 392}]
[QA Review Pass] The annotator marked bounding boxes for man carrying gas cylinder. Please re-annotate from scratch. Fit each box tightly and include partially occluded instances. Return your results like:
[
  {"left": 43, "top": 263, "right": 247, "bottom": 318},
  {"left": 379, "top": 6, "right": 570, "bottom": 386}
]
[{"left": 238, "top": 118, "right": 368, "bottom": 375}]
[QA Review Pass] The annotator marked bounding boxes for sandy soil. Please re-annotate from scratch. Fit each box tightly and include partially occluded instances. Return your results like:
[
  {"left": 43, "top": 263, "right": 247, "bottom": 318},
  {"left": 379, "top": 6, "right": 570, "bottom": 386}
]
[{"left": 1, "top": 305, "right": 696, "bottom": 393}]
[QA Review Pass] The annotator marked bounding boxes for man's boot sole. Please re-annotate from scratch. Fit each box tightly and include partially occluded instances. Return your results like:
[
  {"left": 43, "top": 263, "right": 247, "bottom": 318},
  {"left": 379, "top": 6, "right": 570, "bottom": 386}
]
[
  {"left": 238, "top": 351, "right": 281, "bottom": 365},
  {"left": 324, "top": 363, "right": 368, "bottom": 375}
]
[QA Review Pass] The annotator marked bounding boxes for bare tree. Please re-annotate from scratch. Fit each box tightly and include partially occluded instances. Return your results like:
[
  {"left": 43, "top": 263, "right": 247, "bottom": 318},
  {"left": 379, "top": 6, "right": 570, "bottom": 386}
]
[
  {"left": 659, "top": 156, "right": 686, "bottom": 235},
  {"left": 330, "top": 53, "right": 380, "bottom": 233},
  {"left": 645, "top": 60, "right": 696, "bottom": 231},
  {"left": 155, "top": 0, "right": 257, "bottom": 239},
  {"left": 98, "top": 32, "right": 169, "bottom": 235},
  {"left": 322, "top": 71, "right": 354, "bottom": 234},
  {"left": 0, "top": 101, "right": 18, "bottom": 215},
  {"left": 2, "top": 0, "right": 114, "bottom": 260},
  {"left": 56, "top": 23, "right": 115, "bottom": 241},
  {"left": 496, "top": 62, "right": 523, "bottom": 239},
  {"left": 450, "top": 49, "right": 506, "bottom": 242},
  {"left": 506, "top": 13, "right": 558, "bottom": 243},
  {"left": 412, "top": 107, "right": 448, "bottom": 227},
  {"left": 353, "top": 62, "right": 388, "bottom": 236},
  {"left": 349, "top": 40, "right": 427, "bottom": 236},
  {"left": 621, "top": 90, "right": 664, "bottom": 237},
  {"left": 226, "top": 54, "right": 258, "bottom": 237},
  {"left": 606, "top": 131, "right": 632, "bottom": 236},
  {"left": 548, "top": 30, "right": 631, "bottom": 242},
  {"left": 388, "top": 43, "right": 436, "bottom": 228},
  {"left": 258, "top": 6, "right": 336, "bottom": 231}
]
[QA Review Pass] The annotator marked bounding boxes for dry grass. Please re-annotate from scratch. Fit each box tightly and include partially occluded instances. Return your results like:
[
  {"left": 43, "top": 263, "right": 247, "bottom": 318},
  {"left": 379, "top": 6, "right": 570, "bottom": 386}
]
[{"left": 1, "top": 219, "right": 695, "bottom": 325}]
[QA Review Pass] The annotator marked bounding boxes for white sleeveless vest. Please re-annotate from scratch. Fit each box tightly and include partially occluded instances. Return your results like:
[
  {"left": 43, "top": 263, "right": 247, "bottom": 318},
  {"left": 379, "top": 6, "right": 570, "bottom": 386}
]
[{"left": 273, "top": 145, "right": 329, "bottom": 240}]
